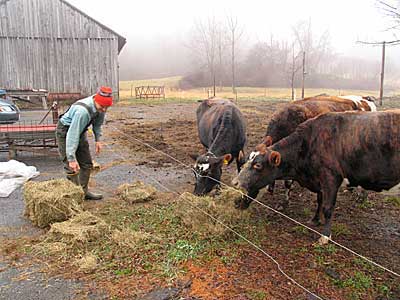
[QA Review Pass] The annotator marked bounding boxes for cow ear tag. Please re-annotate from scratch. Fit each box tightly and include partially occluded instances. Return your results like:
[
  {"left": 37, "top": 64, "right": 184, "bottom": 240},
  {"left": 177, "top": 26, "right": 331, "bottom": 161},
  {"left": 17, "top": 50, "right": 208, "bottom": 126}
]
[{"left": 223, "top": 159, "right": 229, "bottom": 165}]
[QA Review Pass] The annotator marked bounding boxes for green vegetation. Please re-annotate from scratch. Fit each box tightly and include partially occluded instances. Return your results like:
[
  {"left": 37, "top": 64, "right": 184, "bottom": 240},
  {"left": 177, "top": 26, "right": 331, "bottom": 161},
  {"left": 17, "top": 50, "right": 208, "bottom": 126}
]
[
  {"left": 292, "top": 225, "right": 308, "bottom": 235},
  {"left": 26, "top": 193, "right": 268, "bottom": 283},
  {"left": 331, "top": 223, "right": 351, "bottom": 237},
  {"left": 333, "top": 271, "right": 372, "bottom": 291},
  {"left": 246, "top": 289, "right": 267, "bottom": 300},
  {"left": 384, "top": 196, "right": 400, "bottom": 207}
]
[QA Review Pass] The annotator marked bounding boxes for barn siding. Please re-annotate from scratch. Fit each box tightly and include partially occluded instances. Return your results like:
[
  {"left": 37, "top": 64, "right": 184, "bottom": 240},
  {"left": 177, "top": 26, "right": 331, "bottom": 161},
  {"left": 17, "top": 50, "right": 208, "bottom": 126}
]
[{"left": 0, "top": 0, "right": 123, "bottom": 97}]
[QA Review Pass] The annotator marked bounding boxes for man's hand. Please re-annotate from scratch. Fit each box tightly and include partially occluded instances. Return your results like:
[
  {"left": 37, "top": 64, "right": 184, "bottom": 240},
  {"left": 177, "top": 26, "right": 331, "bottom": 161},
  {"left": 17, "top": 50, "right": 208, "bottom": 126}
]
[
  {"left": 69, "top": 161, "right": 80, "bottom": 173},
  {"left": 95, "top": 142, "right": 102, "bottom": 155}
]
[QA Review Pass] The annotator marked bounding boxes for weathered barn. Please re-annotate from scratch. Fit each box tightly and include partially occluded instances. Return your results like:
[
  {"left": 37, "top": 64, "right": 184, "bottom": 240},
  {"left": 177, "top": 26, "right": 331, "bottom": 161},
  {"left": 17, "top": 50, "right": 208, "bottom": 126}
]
[{"left": 0, "top": 0, "right": 126, "bottom": 98}]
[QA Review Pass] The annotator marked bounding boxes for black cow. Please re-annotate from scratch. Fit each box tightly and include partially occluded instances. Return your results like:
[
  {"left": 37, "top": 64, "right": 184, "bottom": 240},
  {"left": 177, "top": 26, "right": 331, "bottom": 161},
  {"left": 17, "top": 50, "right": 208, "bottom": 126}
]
[
  {"left": 233, "top": 110, "right": 400, "bottom": 244},
  {"left": 191, "top": 98, "right": 246, "bottom": 195}
]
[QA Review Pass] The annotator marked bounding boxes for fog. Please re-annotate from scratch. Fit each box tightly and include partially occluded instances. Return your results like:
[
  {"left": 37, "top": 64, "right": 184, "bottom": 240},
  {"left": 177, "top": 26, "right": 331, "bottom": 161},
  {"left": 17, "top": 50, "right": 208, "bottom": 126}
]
[{"left": 68, "top": 0, "right": 400, "bottom": 88}]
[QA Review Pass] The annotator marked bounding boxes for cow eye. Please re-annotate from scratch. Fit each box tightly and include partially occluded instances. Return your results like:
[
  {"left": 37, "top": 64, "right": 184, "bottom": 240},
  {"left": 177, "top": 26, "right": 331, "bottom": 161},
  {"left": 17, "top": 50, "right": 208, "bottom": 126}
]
[{"left": 253, "top": 162, "right": 263, "bottom": 171}]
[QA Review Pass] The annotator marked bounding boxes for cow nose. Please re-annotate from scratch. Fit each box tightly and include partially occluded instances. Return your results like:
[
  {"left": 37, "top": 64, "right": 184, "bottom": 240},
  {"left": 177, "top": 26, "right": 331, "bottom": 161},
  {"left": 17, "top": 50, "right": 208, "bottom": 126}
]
[{"left": 232, "top": 177, "right": 239, "bottom": 188}]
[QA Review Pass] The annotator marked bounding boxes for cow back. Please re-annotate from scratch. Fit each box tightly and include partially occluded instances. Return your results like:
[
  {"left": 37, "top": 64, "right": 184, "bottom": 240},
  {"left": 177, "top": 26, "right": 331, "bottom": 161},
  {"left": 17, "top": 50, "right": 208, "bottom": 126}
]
[
  {"left": 285, "top": 110, "right": 400, "bottom": 191},
  {"left": 266, "top": 96, "right": 375, "bottom": 145},
  {"left": 196, "top": 98, "right": 246, "bottom": 156}
]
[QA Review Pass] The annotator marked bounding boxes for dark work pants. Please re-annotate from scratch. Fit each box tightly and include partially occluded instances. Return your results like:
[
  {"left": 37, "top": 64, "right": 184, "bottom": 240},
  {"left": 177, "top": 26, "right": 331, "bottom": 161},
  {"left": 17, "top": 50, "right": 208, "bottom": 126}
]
[{"left": 55, "top": 121, "right": 93, "bottom": 176}]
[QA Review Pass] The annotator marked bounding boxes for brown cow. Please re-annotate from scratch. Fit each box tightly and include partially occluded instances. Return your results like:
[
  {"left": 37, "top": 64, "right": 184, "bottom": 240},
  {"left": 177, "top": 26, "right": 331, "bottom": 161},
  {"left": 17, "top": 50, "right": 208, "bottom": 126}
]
[
  {"left": 262, "top": 95, "right": 376, "bottom": 206},
  {"left": 233, "top": 110, "right": 400, "bottom": 244}
]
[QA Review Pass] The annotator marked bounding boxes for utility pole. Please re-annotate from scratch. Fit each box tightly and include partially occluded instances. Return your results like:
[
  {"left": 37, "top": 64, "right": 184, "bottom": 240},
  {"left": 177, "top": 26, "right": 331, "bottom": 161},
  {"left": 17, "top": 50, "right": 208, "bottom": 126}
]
[
  {"left": 357, "top": 39, "right": 400, "bottom": 106},
  {"left": 379, "top": 41, "right": 386, "bottom": 106},
  {"left": 213, "top": 73, "right": 216, "bottom": 97},
  {"left": 301, "top": 51, "right": 306, "bottom": 99}
]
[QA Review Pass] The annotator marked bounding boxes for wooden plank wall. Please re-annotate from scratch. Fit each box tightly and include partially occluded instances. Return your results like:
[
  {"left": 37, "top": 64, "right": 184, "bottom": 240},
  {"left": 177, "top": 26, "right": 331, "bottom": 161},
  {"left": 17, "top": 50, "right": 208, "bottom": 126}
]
[{"left": 0, "top": 0, "right": 120, "bottom": 96}]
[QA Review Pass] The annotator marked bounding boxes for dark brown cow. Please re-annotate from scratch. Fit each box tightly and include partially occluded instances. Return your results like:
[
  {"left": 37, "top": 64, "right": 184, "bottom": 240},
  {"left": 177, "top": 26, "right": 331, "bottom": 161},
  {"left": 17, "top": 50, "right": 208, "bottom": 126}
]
[
  {"left": 191, "top": 98, "right": 246, "bottom": 195},
  {"left": 233, "top": 110, "right": 400, "bottom": 244},
  {"left": 262, "top": 95, "right": 376, "bottom": 204}
]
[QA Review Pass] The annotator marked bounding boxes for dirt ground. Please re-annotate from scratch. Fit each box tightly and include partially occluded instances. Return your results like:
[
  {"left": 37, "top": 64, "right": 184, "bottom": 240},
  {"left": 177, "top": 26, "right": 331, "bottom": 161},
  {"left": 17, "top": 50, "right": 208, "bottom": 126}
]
[
  {"left": 1, "top": 97, "right": 399, "bottom": 300},
  {"left": 104, "top": 97, "right": 400, "bottom": 299}
]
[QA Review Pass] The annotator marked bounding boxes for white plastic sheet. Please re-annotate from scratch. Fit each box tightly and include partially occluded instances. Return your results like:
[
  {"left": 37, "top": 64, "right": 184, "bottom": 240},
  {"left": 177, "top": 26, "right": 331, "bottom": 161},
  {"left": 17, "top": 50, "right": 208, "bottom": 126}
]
[{"left": 0, "top": 160, "right": 40, "bottom": 197}]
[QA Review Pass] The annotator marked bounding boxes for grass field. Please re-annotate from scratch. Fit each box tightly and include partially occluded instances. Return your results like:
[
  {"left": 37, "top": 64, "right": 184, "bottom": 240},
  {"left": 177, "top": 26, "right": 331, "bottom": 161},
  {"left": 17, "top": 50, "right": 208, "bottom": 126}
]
[{"left": 119, "top": 76, "right": 393, "bottom": 103}]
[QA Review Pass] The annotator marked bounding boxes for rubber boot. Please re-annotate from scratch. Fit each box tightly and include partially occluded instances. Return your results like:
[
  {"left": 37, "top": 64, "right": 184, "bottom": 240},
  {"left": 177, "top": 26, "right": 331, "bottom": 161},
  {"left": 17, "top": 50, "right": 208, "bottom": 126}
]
[
  {"left": 66, "top": 173, "right": 80, "bottom": 185},
  {"left": 79, "top": 168, "right": 103, "bottom": 200}
]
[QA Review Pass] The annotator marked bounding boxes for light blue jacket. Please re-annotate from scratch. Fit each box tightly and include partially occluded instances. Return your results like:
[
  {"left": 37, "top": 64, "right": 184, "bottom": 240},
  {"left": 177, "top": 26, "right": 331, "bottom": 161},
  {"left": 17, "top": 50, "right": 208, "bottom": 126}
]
[{"left": 60, "top": 96, "right": 105, "bottom": 162}]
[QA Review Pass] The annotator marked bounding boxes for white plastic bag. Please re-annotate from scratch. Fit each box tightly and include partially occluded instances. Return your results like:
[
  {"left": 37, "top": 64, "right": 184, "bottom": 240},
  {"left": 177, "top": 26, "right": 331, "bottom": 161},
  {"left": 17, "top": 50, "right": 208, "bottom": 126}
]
[{"left": 0, "top": 160, "right": 40, "bottom": 197}]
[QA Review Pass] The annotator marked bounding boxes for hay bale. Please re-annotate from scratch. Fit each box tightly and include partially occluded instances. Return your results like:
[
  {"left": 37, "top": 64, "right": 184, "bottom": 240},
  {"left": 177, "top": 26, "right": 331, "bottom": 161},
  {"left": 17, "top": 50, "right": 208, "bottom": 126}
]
[
  {"left": 45, "top": 211, "right": 108, "bottom": 247},
  {"left": 177, "top": 189, "right": 251, "bottom": 238},
  {"left": 24, "top": 179, "right": 84, "bottom": 228},
  {"left": 75, "top": 253, "right": 98, "bottom": 273},
  {"left": 117, "top": 181, "right": 157, "bottom": 204}
]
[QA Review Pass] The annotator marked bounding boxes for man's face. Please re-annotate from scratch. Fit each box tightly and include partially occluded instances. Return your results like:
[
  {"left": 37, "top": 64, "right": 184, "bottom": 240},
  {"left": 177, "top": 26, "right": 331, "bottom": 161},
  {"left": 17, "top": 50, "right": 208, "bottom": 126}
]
[{"left": 94, "top": 101, "right": 109, "bottom": 113}]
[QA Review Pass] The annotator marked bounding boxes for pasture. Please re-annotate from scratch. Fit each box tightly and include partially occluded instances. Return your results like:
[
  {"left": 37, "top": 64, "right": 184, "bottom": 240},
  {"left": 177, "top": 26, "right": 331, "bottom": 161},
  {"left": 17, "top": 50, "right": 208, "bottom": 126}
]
[{"left": 1, "top": 82, "right": 400, "bottom": 300}]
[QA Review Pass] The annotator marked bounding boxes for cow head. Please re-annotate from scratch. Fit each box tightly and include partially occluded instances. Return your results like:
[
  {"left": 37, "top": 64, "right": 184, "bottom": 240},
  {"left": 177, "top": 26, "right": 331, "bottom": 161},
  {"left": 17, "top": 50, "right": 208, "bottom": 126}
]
[
  {"left": 190, "top": 153, "right": 232, "bottom": 196},
  {"left": 232, "top": 144, "right": 281, "bottom": 209}
]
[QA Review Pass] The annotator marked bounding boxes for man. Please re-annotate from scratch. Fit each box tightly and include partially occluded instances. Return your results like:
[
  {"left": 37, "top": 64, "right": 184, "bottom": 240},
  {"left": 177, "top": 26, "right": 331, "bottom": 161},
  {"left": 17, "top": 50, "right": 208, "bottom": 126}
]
[{"left": 56, "top": 86, "right": 113, "bottom": 200}]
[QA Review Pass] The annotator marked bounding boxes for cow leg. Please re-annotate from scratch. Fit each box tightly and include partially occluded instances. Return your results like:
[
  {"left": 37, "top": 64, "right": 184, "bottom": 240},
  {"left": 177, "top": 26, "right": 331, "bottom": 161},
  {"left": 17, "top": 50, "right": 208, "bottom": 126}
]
[
  {"left": 318, "top": 188, "right": 339, "bottom": 245},
  {"left": 236, "top": 156, "right": 243, "bottom": 173},
  {"left": 267, "top": 180, "right": 275, "bottom": 194},
  {"left": 311, "top": 192, "right": 323, "bottom": 226},
  {"left": 283, "top": 179, "right": 293, "bottom": 205}
]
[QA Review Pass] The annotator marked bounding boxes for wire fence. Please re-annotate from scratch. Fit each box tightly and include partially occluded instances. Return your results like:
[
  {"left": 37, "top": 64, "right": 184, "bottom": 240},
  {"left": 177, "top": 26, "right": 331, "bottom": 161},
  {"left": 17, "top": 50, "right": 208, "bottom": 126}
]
[
  {"left": 107, "top": 123, "right": 400, "bottom": 279},
  {"left": 103, "top": 140, "right": 326, "bottom": 300}
]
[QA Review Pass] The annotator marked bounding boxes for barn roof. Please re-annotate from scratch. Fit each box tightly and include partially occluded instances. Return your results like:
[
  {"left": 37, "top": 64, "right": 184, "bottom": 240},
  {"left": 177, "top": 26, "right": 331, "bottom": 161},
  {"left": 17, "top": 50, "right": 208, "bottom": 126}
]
[
  {"left": 60, "top": 0, "right": 126, "bottom": 53},
  {"left": 0, "top": 0, "right": 126, "bottom": 53}
]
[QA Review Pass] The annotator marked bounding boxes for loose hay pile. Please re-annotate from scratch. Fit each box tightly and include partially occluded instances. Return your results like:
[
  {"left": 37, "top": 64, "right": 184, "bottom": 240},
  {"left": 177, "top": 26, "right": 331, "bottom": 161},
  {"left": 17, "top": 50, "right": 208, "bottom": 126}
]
[
  {"left": 177, "top": 188, "right": 251, "bottom": 237},
  {"left": 24, "top": 179, "right": 84, "bottom": 228},
  {"left": 117, "top": 181, "right": 157, "bottom": 204},
  {"left": 75, "top": 253, "right": 98, "bottom": 273},
  {"left": 112, "top": 228, "right": 154, "bottom": 250},
  {"left": 45, "top": 211, "right": 109, "bottom": 248}
]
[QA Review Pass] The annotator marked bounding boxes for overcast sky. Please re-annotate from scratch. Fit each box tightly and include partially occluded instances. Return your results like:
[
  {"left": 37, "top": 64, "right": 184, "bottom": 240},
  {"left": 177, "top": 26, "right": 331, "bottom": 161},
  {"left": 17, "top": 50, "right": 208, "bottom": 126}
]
[{"left": 68, "top": 0, "right": 400, "bottom": 60}]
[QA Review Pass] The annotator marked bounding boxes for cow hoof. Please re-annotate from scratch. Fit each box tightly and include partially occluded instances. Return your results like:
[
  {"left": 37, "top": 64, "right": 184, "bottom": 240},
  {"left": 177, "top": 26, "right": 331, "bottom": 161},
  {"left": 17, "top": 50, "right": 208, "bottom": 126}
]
[
  {"left": 267, "top": 186, "right": 274, "bottom": 194},
  {"left": 274, "top": 203, "right": 285, "bottom": 211},
  {"left": 234, "top": 198, "right": 250, "bottom": 210},
  {"left": 315, "top": 235, "right": 331, "bottom": 246}
]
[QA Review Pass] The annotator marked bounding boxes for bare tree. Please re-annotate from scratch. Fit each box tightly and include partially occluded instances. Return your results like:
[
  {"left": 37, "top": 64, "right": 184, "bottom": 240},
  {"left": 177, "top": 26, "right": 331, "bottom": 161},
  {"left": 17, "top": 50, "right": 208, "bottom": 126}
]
[
  {"left": 217, "top": 21, "right": 227, "bottom": 91},
  {"left": 287, "top": 42, "right": 302, "bottom": 100},
  {"left": 226, "top": 15, "right": 244, "bottom": 93},
  {"left": 292, "top": 19, "right": 331, "bottom": 76},
  {"left": 189, "top": 17, "right": 218, "bottom": 92},
  {"left": 376, "top": 0, "right": 400, "bottom": 43}
]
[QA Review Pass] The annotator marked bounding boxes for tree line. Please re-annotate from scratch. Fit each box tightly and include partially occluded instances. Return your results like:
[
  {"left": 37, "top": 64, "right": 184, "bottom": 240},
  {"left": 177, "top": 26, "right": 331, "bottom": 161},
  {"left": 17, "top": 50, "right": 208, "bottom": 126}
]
[{"left": 119, "top": 14, "right": 399, "bottom": 92}]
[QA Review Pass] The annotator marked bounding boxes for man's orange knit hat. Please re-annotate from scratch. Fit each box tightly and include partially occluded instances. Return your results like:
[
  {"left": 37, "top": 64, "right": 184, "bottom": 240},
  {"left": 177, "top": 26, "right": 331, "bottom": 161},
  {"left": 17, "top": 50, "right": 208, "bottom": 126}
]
[{"left": 94, "top": 86, "right": 113, "bottom": 107}]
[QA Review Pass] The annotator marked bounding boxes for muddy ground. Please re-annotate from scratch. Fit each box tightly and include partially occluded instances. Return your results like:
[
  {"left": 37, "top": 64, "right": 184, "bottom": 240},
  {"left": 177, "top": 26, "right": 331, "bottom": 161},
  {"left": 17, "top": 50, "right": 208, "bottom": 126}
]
[
  {"left": 1, "top": 97, "right": 399, "bottom": 300},
  {"left": 103, "top": 97, "right": 400, "bottom": 299}
]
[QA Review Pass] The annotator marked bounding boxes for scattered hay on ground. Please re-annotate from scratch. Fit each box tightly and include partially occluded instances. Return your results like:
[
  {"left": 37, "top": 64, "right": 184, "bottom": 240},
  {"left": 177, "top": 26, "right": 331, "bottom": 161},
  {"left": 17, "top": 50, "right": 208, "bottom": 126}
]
[
  {"left": 75, "top": 253, "right": 98, "bottom": 273},
  {"left": 177, "top": 189, "right": 251, "bottom": 237},
  {"left": 24, "top": 179, "right": 84, "bottom": 228},
  {"left": 111, "top": 228, "right": 153, "bottom": 250},
  {"left": 44, "top": 211, "right": 109, "bottom": 248},
  {"left": 117, "top": 181, "right": 157, "bottom": 204}
]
